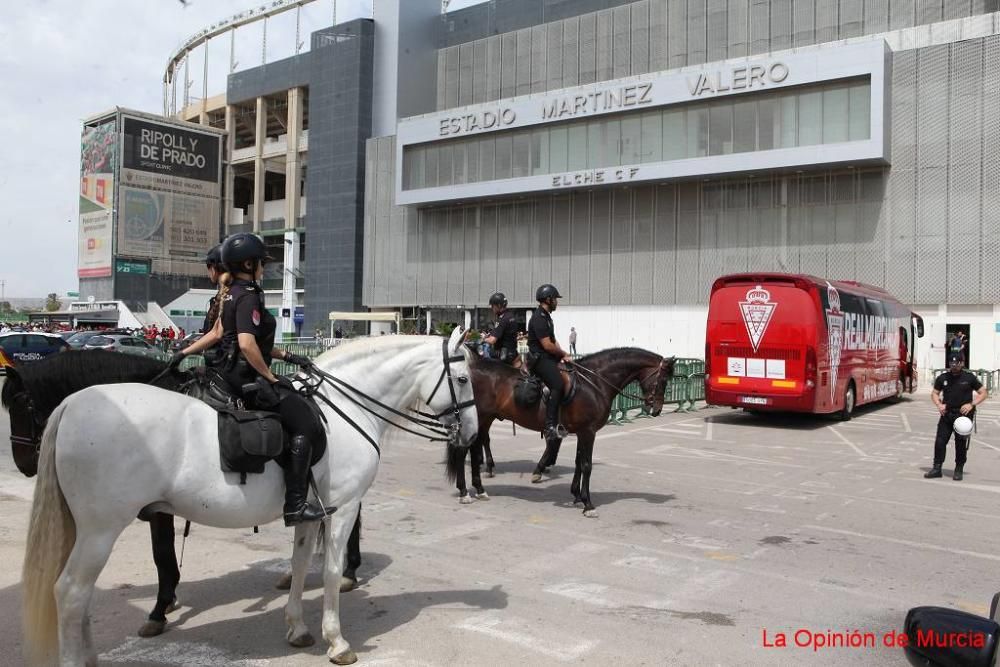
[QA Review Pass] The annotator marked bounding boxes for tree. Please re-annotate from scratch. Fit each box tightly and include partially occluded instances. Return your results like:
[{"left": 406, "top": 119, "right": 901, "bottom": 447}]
[
  {"left": 45, "top": 293, "right": 61, "bottom": 312},
  {"left": 0, "top": 301, "right": 11, "bottom": 314}
]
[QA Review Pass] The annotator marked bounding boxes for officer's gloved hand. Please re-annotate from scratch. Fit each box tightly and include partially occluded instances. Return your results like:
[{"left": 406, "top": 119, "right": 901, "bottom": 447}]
[
  {"left": 167, "top": 352, "right": 186, "bottom": 371},
  {"left": 284, "top": 352, "right": 312, "bottom": 368},
  {"left": 273, "top": 376, "right": 296, "bottom": 393}
]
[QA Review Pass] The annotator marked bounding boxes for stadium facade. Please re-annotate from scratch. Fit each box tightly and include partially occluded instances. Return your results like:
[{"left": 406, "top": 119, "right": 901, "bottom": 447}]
[{"left": 166, "top": 0, "right": 1000, "bottom": 370}]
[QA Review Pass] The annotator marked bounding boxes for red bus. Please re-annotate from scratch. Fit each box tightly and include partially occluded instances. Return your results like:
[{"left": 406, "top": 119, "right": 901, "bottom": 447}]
[{"left": 705, "top": 273, "right": 924, "bottom": 419}]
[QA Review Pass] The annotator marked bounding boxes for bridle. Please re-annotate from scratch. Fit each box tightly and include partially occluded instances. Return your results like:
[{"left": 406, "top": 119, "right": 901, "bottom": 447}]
[
  {"left": 570, "top": 356, "right": 674, "bottom": 408},
  {"left": 639, "top": 358, "right": 674, "bottom": 410},
  {"left": 9, "top": 390, "right": 44, "bottom": 451},
  {"left": 413, "top": 339, "right": 477, "bottom": 422}
]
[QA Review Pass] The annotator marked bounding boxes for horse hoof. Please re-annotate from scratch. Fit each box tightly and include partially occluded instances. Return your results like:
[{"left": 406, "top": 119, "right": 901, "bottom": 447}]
[
  {"left": 583, "top": 509, "right": 599, "bottom": 518},
  {"left": 460, "top": 495, "right": 475, "bottom": 504},
  {"left": 340, "top": 576, "right": 358, "bottom": 592},
  {"left": 166, "top": 598, "right": 181, "bottom": 614},
  {"left": 288, "top": 631, "right": 316, "bottom": 648},
  {"left": 330, "top": 649, "right": 358, "bottom": 665},
  {"left": 477, "top": 492, "right": 490, "bottom": 500},
  {"left": 486, "top": 470, "right": 495, "bottom": 478},
  {"left": 137, "top": 619, "right": 166, "bottom": 638},
  {"left": 531, "top": 473, "right": 543, "bottom": 484},
  {"left": 572, "top": 498, "right": 583, "bottom": 505},
  {"left": 275, "top": 572, "right": 293, "bottom": 590}
]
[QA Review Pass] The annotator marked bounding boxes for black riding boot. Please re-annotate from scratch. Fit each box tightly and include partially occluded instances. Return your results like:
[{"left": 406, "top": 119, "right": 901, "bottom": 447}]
[{"left": 284, "top": 435, "right": 335, "bottom": 526}]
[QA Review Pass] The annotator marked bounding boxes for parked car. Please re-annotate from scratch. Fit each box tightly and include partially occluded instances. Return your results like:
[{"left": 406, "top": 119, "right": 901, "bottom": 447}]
[
  {"left": 0, "top": 332, "right": 70, "bottom": 373},
  {"left": 169, "top": 332, "right": 203, "bottom": 353},
  {"left": 65, "top": 329, "right": 132, "bottom": 348},
  {"left": 82, "top": 334, "right": 164, "bottom": 359}
]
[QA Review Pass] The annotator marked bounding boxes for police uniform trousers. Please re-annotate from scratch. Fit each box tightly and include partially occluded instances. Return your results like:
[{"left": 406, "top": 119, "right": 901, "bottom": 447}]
[
  {"left": 933, "top": 409, "right": 972, "bottom": 467},
  {"left": 533, "top": 355, "right": 564, "bottom": 426}
]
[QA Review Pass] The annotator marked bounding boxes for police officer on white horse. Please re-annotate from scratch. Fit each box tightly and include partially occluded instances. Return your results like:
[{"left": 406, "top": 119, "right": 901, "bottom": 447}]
[{"left": 926, "top": 351, "right": 988, "bottom": 481}]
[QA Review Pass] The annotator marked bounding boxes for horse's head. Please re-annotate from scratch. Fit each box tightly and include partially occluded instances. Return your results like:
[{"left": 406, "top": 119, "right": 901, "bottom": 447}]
[
  {"left": 1, "top": 367, "right": 42, "bottom": 477},
  {"left": 637, "top": 356, "right": 676, "bottom": 417},
  {"left": 420, "top": 327, "right": 479, "bottom": 451}
]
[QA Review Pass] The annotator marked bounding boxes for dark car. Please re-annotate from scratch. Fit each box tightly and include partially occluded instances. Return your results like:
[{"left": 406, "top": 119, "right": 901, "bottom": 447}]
[
  {"left": 169, "top": 332, "right": 203, "bottom": 352},
  {"left": 65, "top": 329, "right": 132, "bottom": 348},
  {"left": 0, "top": 332, "right": 70, "bottom": 373},
  {"left": 83, "top": 334, "right": 164, "bottom": 359}
]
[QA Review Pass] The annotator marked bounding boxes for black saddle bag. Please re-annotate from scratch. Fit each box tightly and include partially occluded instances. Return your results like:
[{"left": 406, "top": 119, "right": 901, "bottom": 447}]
[
  {"left": 218, "top": 408, "right": 285, "bottom": 476},
  {"left": 514, "top": 376, "right": 543, "bottom": 408}
]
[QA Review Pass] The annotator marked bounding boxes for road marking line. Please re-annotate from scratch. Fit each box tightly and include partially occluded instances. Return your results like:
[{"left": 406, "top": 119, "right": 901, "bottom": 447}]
[
  {"left": 455, "top": 614, "right": 599, "bottom": 661},
  {"left": 398, "top": 521, "right": 494, "bottom": 547},
  {"left": 706, "top": 416, "right": 713, "bottom": 441},
  {"left": 804, "top": 525, "right": 1000, "bottom": 562},
  {"left": 901, "top": 413, "right": 912, "bottom": 432},
  {"left": 828, "top": 426, "right": 866, "bottom": 457},
  {"left": 971, "top": 437, "right": 1000, "bottom": 453},
  {"left": 902, "top": 478, "right": 1000, "bottom": 494},
  {"left": 102, "top": 637, "right": 270, "bottom": 666}
]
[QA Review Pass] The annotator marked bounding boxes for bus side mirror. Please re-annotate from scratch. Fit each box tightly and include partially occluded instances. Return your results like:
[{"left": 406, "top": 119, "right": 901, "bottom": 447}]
[{"left": 903, "top": 606, "right": 999, "bottom": 667}]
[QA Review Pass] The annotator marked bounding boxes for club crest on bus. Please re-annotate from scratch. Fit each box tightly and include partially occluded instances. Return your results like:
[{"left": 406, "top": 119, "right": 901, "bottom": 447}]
[
  {"left": 825, "top": 282, "right": 844, "bottom": 401},
  {"left": 739, "top": 285, "right": 776, "bottom": 353}
]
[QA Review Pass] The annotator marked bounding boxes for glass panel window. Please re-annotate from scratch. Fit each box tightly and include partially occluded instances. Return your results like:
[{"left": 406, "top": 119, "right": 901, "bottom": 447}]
[
  {"left": 757, "top": 98, "right": 777, "bottom": 151},
  {"left": 512, "top": 130, "right": 531, "bottom": 178},
  {"left": 466, "top": 139, "right": 480, "bottom": 182},
  {"left": 567, "top": 123, "right": 587, "bottom": 170},
  {"left": 602, "top": 118, "right": 621, "bottom": 168},
  {"left": 586, "top": 123, "right": 602, "bottom": 168},
  {"left": 709, "top": 103, "right": 733, "bottom": 155},
  {"left": 663, "top": 109, "right": 687, "bottom": 160},
  {"left": 779, "top": 92, "right": 797, "bottom": 149},
  {"left": 822, "top": 85, "right": 850, "bottom": 143},
  {"left": 688, "top": 107, "right": 709, "bottom": 157},
  {"left": 549, "top": 126, "right": 568, "bottom": 173},
  {"left": 453, "top": 141, "right": 468, "bottom": 184},
  {"left": 494, "top": 133, "right": 512, "bottom": 179},
  {"left": 798, "top": 90, "right": 823, "bottom": 146},
  {"left": 438, "top": 143, "right": 453, "bottom": 186},
  {"left": 531, "top": 128, "right": 549, "bottom": 175},
  {"left": 848, "top": 80, "right": 871, "bottom": 141},
  {"left": 479, "top": 136, "right": 495, "bottom": 181},
  {"left": 733, "top": 100, "right": 756, "bottom": 153},
  {"left": 640, "top": 110, "right": 662, "bottom": 163},
  {"left": 424, "top": 146, "right": 439, "bottom": 188},
  {"left": 620, "top": 116, "right": 642, "bottom": 165}
]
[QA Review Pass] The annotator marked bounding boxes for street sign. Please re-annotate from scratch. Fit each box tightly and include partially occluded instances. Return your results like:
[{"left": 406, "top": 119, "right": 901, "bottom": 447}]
[
  {"left": 115, "top": 259, "right": 151, "bottom": 275},
  {"left": 66, "top": 291, "right": 80, "bottom": 297},
  {"left": 294, "top": 305, "right": 305, "bottom": 325}
]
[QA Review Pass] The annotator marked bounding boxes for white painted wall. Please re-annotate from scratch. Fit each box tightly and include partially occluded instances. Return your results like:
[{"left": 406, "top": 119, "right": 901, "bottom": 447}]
[{"left": 551, "top": 305, "right": 709, "bottom": 359}]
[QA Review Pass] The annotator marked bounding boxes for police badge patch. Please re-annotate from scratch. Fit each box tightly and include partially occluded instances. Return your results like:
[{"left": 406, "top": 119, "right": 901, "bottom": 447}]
[{"left": 252, "top": 309, "right": 261, "bottom": 326}]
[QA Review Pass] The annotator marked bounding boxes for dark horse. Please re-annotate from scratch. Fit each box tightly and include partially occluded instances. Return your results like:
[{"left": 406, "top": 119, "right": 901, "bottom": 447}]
[
  {"left": 1, "top": 349, "right": 362, "bottom": 637},
  {"left": 448, "top": 348, "right": 675, "bottom": 516}
]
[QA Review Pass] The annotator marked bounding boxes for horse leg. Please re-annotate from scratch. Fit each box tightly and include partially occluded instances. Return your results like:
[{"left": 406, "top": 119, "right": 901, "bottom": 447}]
[
  {"left": 577, "top": 432, "right": 598, "bottom": 517},
  {"left": 55, "top": 529, "right": 120, "bottom": 667},
  {"left": 138, "top": 512, "right": 179, "bottom": 637},
  {"left": 456, "top": 446, "right": 473, "bottom": 504},
  {"left": 342, "top": 508, "right": 361, "bottom": 592},
  {"left": 470, "top": 441, "right": 488, "bottom": 500},
  {"left": 532, "top": 437, "right": 560, "bottom": 483},
  {"left": 543, "top": 437, "right": 564, "bottom": 472},
  {"left": 570, "top": 444, "right": 584, "bottom": 505},
  {"left": 483, "top": 434, "right": 496, "bottom": 478},
  {"left": 321, "top": 503, "right": 361, "bottom": 664},
  {"left": 285, "top": 521, "right": 321, "bottom": 648}
]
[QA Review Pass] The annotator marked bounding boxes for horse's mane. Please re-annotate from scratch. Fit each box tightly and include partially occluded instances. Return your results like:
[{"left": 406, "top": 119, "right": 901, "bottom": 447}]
[
  {"left": 311, "top": 334, "right": 451, "bottom": 369},
  {"left": 569, "top": 347, "right": 663, "bottom": 366},
  {"left": 1, "top": 350, "right": 175, "bottom": 418}
]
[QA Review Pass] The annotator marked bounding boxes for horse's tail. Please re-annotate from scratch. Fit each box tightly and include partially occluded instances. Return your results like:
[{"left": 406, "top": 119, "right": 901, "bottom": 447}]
[{"left": 22, "top": 401, "right": 75, "bottom": 666}]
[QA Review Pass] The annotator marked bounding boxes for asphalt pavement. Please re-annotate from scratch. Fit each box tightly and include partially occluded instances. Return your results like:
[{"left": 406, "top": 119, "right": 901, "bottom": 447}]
[{"left": 2, "top": 379, "right": 999, "bottom": 666}]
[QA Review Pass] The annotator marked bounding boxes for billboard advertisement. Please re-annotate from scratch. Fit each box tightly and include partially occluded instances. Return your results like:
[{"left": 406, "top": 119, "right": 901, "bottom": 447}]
[
  {"left": 78, "top": 120, "right": 116, "bottom": 278},
  {"left": 116, "top": 114, "right": 223, "bottom": 276}
]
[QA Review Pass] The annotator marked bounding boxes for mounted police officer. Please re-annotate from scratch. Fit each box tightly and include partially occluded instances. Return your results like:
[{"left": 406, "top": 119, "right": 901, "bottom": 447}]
[
  {"left": 202, "top": 243, "right": 223, "bottom": 334},
  {"left": 483, "top": 292, "right": 518, "bottom": 364},
  {"left": 926, "top": 352, "right": 988, "bottom": 481},
  {"left": 174, "top": 233, "right": 330, "bottom": 525},
  {"left": 528, "top": 284, "right": 572, "bottom": 440}
]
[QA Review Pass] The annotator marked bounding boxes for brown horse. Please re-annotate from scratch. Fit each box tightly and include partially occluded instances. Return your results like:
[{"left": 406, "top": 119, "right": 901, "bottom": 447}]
[{"left": 448, "top": 347, "right": 674, "bottom": 516}]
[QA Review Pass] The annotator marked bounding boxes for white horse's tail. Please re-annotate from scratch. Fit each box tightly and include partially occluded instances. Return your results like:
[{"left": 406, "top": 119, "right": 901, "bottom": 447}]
[{"left": 22, "top": 401, "right": 75, "bottom": 666}]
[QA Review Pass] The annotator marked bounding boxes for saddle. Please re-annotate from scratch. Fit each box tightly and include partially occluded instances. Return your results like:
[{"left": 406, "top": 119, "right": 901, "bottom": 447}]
[
  {"left": 512, "top": 359, "right": 577, "bottom": 408},
  {"left": 179, "top": 368, "right": 311, "bottom": 483}
]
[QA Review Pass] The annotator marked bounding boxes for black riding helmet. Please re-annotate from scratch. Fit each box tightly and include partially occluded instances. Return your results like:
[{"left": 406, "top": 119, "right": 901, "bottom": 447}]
[
  {"left": 221, "top": 233, "right": 272, "bottom": 271},
  {"left": 535, "top": 284, "right": 562, "bottom": 302},
  {"left": 205, "top": 243, "right": 223, "bottom": 268},
  {"left": 489, "top": 292, "right": 507, "bottom": 308}
]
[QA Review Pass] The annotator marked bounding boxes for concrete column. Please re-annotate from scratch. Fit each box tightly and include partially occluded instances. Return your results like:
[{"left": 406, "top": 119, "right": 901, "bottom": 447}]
[
  {"left": 426, "top": 310, "right": 432, "bottom": 335},
  {"left": 282, "top": 230, "right": 299, "bottom": 338},
  {"left": 280, "top": 88, "right": 304, "bottom": 339},
  {"left": 224, "top": 104, "right": 236, "bottom": 233},
  {"left": 463, "top": 310, "right": 472, "bottom": 332},
  {"left": 253, "top": 96, "right": 266, "bottom": 233}
]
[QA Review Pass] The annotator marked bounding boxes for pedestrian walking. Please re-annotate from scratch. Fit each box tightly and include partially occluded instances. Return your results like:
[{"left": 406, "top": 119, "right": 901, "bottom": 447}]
[
  {"left": 569, "top": 327, "right": 578, "bottom": 356},
  {"left": 925, "top": 352, "right": 988, "bottom": 481}
]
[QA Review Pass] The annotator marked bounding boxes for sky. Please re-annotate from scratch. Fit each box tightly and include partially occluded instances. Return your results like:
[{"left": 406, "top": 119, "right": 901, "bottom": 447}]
[{"left": 0, "top": 0, "right": 484, "bottom": 300}]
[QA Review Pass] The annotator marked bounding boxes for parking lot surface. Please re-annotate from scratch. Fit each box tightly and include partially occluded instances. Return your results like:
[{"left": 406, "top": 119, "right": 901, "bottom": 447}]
[{"left": 2, "top": 385, "right": 999, "bottom": 666}]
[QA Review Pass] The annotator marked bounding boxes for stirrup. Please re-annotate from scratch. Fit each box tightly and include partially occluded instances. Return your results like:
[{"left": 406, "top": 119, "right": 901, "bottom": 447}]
[
  {"left": 545, "top": 424, "right": 568, "bottom": 440},
  {"left": 284, "top": 502, "right": 337, "bottom": 526}
]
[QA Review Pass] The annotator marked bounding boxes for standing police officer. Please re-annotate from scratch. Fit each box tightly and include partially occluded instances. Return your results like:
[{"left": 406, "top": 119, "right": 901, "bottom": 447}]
[
  {"left": 483, "top": 292, "right": 518, "bottom": 364},
  {"left": 926, "top": 352, "right": 988, "bottom": 481},
  {"left": 528, "top": 284, "right": 571, "bottom": 440}
]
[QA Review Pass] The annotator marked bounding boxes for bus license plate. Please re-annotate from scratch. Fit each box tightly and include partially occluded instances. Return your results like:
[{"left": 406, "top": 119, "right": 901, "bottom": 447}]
[{"left": 740, "top": 396, "right": 770, "bottom": 405}]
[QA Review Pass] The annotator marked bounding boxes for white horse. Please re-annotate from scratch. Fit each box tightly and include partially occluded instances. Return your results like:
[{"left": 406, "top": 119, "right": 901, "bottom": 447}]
[{"left": 22, "top": 330, "right": 478, "bottom": 667}]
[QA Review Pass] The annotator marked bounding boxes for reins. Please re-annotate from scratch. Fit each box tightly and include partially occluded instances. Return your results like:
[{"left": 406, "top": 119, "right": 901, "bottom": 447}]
[{"left": 567, "top": 360, "right": 659, "bottom": 401}]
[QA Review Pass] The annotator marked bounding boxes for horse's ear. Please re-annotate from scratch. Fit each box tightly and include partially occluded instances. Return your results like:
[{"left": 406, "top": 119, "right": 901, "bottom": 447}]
[{"left": 448, "top": 326, "right": 465, "bottom": 354}]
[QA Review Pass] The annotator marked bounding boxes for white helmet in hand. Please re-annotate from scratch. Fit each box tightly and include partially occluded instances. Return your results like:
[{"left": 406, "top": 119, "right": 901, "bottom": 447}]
[{"left": 953, "top": 416, "right": 974, "bottom": 437}]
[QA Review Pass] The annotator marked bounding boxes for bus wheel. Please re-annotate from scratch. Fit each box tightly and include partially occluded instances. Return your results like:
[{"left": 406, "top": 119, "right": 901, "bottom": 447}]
[
  {"left": 895, "top": 377, "right": 904, "bottom": 401},
  {"left": 840, "top": 383, "right": 855, "bottom": 421}
]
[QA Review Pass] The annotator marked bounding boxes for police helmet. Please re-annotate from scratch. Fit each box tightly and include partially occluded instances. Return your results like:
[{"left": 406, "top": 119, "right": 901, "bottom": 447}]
[
  {"left": 221, "top": 233, "right": 272, "bottom": 268},
  {"left": 205, "top": 243, "right": 223, "bottom": 268},
  {"left": 489, "top": 292, "right": 507, "bottom": 308},
  {"left": 535, "top": 284, "right": 562, "bottom": 302},
  {"left": 954, "top": 416, "right": 974, "bottom": 437}
]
